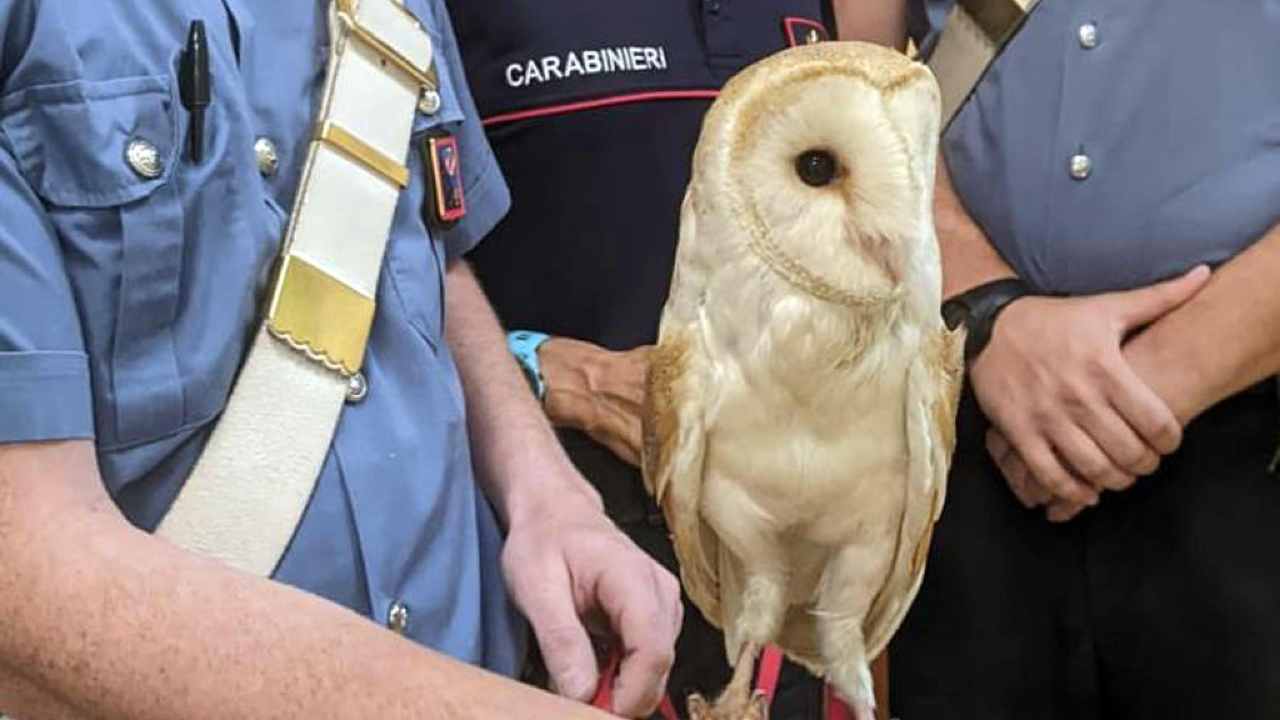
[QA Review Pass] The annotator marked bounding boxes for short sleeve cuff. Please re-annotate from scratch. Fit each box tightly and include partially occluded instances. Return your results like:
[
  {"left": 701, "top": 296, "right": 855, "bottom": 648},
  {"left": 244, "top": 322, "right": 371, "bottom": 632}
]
[
  {"left": 0, "top": 351, "right": 95, "bottom": 443},
  {"left": 441, "top": 151, "right": 511, "bottom": 261}
]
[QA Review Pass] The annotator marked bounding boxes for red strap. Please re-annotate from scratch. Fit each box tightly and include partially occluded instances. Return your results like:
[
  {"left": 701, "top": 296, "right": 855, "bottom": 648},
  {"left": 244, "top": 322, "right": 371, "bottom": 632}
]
[
  {"left": 590, "top": 651, "right": 621, "bottom": 712},
  {"left": 591, "top": 649, "right": 680, "bottom": 720},
  {"left": 823, "top": 683, "right": 855, "bottom": 720},
  {"left": 753, "top": 644, "right": 785, "bottom": 703},
  {"left": 593, "top": 644, "right": 852, "bottom": 720}
]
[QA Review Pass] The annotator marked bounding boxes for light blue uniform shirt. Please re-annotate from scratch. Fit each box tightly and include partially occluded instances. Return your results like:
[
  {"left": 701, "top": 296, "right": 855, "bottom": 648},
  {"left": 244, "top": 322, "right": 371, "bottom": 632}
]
[
  {"left": 914, "top": 0, "right": 1280, "bottom": 294},
  {"left": 0, "top": 0, "right": 525, "bottom": 673}
]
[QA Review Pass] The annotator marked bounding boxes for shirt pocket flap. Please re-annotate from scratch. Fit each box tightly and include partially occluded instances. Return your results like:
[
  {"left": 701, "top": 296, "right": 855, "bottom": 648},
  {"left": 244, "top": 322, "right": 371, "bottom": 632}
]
[{"left": 0, "top": 75, "right": 179, "bottom": 208}]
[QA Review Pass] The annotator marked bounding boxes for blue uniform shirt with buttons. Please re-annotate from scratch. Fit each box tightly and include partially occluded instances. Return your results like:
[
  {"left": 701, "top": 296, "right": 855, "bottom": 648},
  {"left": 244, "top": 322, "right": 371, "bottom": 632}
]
[
  {"left": 913, "top": 0, "right": 1280, "bottom": 295},
  {"left": 0, "top": 0, "right": 525, "bottom": 673}
]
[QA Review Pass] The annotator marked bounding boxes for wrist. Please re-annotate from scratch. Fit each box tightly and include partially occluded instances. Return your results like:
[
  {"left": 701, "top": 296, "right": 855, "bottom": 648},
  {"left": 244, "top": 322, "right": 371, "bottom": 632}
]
[
  {"left": 540, "top": 338, "right": 604, "bottom": 431},
  {"left": 503, "top": 456, "right": 605, "bottom": 531},
  {"left": 1123, "top": 330, "right": 1207, "bottom": 426},
  {"left": 507, "top": 330, "right": 552, "bottom": 401},
  {"left": 942, "top": 276, "right": 1036, "bottom": 365}
]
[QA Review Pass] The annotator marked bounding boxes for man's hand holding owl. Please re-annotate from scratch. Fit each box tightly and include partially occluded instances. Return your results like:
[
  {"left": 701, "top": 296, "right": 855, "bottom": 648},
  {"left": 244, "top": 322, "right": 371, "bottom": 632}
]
[{"left": 539, "top": 337, "right": 652, "bottom": 467}]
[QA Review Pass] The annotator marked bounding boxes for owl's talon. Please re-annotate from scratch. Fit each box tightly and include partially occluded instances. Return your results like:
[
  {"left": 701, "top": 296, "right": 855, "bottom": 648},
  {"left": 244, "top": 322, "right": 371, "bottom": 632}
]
[
  {"left": 745, "top": 690, "right": 770, "bottom": 720},
  {"left": 684, "top": 688, "right": 769, "bottom": 720},
  {"left": 687, "top": 693, "right": 711, "bottom": 720}
]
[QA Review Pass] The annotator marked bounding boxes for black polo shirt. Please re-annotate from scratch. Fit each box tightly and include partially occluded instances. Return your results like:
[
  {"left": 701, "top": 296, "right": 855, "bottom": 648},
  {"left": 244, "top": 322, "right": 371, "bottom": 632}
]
[{"left": 452, "top": 0, "right": 834, "bottom": 352}]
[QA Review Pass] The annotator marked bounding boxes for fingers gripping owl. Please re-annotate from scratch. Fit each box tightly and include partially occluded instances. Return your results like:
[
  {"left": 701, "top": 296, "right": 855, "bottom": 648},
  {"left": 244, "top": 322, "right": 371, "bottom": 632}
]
[{"left": 642, "top": 42, "right": 964, "bottom": 720}]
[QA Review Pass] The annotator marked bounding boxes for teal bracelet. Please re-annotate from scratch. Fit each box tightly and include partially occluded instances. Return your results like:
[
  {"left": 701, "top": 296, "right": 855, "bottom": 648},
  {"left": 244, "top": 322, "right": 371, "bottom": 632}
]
[{"left": 507, "top": 330, "right": 551, "bottom": 401}]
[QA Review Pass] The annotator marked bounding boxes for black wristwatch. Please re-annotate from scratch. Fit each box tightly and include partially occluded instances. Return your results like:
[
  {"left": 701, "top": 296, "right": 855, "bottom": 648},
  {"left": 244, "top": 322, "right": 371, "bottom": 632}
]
[{"left": 941, "top": 277, "right": 1034, "bottom": 364}]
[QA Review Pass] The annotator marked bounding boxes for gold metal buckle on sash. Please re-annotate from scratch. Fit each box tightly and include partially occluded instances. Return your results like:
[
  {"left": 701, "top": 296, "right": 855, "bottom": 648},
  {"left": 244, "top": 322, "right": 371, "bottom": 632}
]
[
  {"left": 268, "top": 256, "right": 376, "bottom": 376},
  {"left": 261, "top": 0, "right": 436, "bottom": 377},
  {"left": 335, "top": 0, "right": 440, "bottom": 91},
  {"left": 317, "top": 122, "right": 411, "bottom": 188}
]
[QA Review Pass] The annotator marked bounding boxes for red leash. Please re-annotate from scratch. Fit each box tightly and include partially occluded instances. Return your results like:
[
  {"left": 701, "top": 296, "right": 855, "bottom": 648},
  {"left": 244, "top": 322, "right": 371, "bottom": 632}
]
[
  {"left": 754, "top": 644, "right": 785, "bottom": 703},
  {"left": 592, "top": 649, "right": 680, "bottom": 720},
  {"left": 823, "top": 683, "right": 855, "bottom": 720},
  {"left": 591, "top": 645, "right": 853, "bottom": 719}
]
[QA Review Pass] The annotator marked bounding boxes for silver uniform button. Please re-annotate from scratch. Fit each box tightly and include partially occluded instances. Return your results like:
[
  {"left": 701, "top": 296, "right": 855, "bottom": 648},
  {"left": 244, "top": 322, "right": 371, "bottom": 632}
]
[
  {"left": 1069, "top": 153, "right": 1093, "bottom": 180},
  {"left": 346, "top": 371, "right": 368, "bottom": 404},
  {"left": 255, "top": 137, "right": 280, "bottom": 177},
  {"left": 419, "top": 88, "right": 442, "bottom": 115},
  {"left": 387, "top": 601, "right": 409, "bottom": 635},
  {"left": 1078, "top": 22, "right": 1099, "bottom": 49},
  {"left": 125, "top": 138, "right": 163, "bottom": 179}
]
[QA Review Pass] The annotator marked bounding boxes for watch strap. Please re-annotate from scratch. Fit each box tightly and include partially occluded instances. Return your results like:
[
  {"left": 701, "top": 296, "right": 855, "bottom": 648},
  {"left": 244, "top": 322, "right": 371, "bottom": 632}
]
[
  {"left": 943, "top": 277, "right": 1033, "bottom": 364},
  {"left": 508, "top": 330, "right": 551, "bottom": 401}
]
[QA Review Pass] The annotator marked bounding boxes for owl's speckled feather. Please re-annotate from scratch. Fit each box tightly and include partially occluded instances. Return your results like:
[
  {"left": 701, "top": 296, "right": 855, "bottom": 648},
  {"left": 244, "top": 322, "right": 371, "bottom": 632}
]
[{"left": 642, "top": 41, "right": 963, "bottom": 720}]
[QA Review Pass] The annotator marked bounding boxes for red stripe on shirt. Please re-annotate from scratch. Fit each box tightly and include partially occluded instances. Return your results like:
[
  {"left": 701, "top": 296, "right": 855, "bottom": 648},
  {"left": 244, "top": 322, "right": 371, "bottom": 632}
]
[{"left": 482, "top": 89, "right": 721, "bottom": 126}]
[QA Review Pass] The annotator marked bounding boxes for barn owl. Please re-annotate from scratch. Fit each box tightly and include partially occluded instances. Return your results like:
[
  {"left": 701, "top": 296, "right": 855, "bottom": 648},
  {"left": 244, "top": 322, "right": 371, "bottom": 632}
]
[{"left": 642, "top": 41, "right": 963, "bottom": 720}]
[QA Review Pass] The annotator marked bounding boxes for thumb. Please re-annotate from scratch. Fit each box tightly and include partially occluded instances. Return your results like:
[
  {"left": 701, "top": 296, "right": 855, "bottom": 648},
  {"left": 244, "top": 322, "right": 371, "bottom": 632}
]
[
  {"left": 1108, "top": 264, "right": 1210, "bottom": 330},
  {"left": 520, "top": 569, "right": 599, "bottom": 702}
]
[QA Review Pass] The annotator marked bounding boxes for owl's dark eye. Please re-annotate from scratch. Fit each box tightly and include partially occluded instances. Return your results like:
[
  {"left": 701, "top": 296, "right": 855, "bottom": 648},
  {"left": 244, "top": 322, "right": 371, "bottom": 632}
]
[{"left": 795, "top": 149, "right": 838, "bottom": 187}]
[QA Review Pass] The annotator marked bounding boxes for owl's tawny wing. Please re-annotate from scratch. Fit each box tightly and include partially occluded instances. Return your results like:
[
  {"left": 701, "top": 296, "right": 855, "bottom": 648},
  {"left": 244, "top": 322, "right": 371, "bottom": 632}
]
[
  {"left": 863, "top": 325, "right": 964, "bottom": 657},
  {"left": 641, "top": 191, "right": 724, "bottom": 625}
]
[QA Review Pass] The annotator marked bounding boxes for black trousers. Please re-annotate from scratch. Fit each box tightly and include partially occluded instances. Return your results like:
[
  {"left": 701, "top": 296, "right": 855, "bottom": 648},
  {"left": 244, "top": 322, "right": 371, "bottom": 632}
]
[
  {"left": 562, "top": 431, "right": 825, "bottom": 720},
  {"left": 890, "top": 384, "right": 1280, "bottom": 720}
]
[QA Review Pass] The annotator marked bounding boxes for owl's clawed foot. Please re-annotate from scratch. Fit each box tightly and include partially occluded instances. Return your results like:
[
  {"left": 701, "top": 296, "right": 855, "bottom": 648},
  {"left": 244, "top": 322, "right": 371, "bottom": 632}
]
[
  {"left": 687, "top": 641, "right": 767, "bottom": 720},
  {"left": 743, "top": 690, "right": 770, "bottom": 720},
  {"left": 687, "top": 693, "right": 711, "bottom": 720},
  {"left": 685, "top": 689, "right": 769, "bottom": 720}
]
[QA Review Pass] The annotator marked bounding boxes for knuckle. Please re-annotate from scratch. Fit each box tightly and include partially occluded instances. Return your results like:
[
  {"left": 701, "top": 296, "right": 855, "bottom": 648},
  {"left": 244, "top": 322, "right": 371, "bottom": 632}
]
[
  {"left": 660, "top": 572, "right": 682, "bottom": 601},
  {"left": 639, "top": 646, "right": 676, "bottom": 677},
  {"left": 1153, "top": 419, "right": 1182, "bottom": 453},
  {"left": 536, "top": 625, "right": 581, "bottom": 658},
  {"left": 1008, "top": 481, "right": 1036, "bottom": 509},
  {"left": 1097, "top": 469, "right": 1129, "bottom": 491},
  {"left": 1074, "top": 455, "right": 1110, "bottom": 481},
  {"left": 985, "top": 432, "right": 1002, "bottom": 457},
  {"left": 1082, "top": 353, "right": 1112, "bottom": 381},
  {"left": 1116, "top": 449, "right": 1153, "bottom": 477},
  {"left": 1029, "top": 484, "right": 1054, "bottom": 505},
  {"left": 1027, "top": 404, "right": 1056, "bottom": 430},
  {"left": 1134, "top": 451, "right": 1160, "bottom": 476},
  {"left": 1112, "top": 473, "right": 1138, "bottom": 490},
  {"left": 1046, "top": 473, "right": 1091, "bottom": 503},
  {"left": 1116, "top": 444, "right": 1148, "bottom": 471}
]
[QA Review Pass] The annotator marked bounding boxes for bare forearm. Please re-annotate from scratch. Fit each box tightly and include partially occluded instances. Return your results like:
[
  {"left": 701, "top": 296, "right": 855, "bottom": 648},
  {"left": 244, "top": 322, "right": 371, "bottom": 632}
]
[
  {"left": 832, "top": 0, "right": 908, "bottom": 49},
  {"left": 0, "top": 668, "right": 87, "bottom": 719},
  {"left": 443, "top": 261, "right": 602, "bottom": 526},
  {"left": 1126, "top": 228, "right": 1280, "bottom": 424},
  {"left": 935, "top": 153, "right": 1018, "bottom": 298},
  {"left": 0, "top": 442, "right": 608, "bottom": 720}
]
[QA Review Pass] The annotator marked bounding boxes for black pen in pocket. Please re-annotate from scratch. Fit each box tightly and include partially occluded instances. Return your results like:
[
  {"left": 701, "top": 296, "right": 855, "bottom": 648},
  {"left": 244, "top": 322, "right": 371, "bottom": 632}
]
[{"left": 179, "top": 20, "right": 210, "bottom": 163}]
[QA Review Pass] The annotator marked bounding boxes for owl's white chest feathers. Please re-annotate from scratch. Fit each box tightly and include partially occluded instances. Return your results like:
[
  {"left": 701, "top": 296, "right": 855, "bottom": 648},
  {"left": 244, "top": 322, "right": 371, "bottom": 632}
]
[{"left": 695, "top": 269, "right": 923, "bottom": 588}]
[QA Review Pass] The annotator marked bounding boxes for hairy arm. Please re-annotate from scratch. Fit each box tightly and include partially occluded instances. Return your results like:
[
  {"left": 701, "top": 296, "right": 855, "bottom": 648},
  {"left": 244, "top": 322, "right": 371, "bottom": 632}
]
[
  {"left": 441, "top": 262, "right": 604, "bottom": 524},
  {"left": 0, "top": 441, "right": 612, "bottom": 720},
  {"left": 443, "top": 260, "right": 681, "bottom": 718}
]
